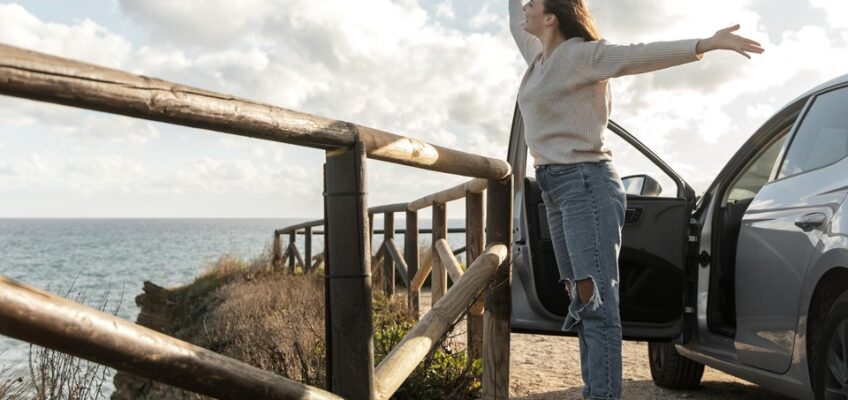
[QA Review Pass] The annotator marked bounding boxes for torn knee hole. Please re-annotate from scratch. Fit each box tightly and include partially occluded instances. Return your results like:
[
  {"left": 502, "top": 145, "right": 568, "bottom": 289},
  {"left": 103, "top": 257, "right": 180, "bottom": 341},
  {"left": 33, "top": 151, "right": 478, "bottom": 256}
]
[{"left": 575, "top": 278, "right": 602, "bottom": 310}]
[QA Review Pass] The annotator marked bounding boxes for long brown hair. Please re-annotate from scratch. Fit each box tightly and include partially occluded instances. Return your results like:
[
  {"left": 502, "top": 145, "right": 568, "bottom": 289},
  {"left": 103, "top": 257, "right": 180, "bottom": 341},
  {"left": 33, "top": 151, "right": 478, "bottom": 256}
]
[{"left": 543, "top": 0, "right": 602, "bottom": 42}]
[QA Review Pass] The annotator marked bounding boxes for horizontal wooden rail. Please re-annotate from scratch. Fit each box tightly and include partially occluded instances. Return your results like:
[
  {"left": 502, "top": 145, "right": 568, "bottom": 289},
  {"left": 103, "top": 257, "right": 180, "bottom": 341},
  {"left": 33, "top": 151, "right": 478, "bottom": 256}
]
[
  {"left": 408, "top": 179, "right": 487, "bottom": 211},
  {"left": 368, "top": 203, "right": 409, "bottom": 215},
  {"left": 0, "top": 275, "right": 340, "bottom": 400},
  {"left": 275, "top": 219, "right": 324, "bottom": 234},
  {"left": 372, "top": 244, "right": 508, "bottom": 400},
  {"left": 283, "top": 228, "right": 467, "bottom": 235},
  {"left": 0, "top": 44, "right": 510, "bottom": 180}
]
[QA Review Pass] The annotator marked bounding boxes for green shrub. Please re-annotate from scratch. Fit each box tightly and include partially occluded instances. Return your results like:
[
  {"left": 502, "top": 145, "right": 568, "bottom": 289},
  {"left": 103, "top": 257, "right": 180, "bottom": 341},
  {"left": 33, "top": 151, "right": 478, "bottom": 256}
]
[{"left": 372, "top": 292, "right": 482, "bottom": 400}]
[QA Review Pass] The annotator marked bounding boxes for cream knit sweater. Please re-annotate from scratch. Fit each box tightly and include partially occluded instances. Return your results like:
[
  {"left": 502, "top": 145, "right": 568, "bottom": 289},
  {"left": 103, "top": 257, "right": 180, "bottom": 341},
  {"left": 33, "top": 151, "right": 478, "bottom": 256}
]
[{"left": 509, "top": 0, "right": 703, "bottom": 166}]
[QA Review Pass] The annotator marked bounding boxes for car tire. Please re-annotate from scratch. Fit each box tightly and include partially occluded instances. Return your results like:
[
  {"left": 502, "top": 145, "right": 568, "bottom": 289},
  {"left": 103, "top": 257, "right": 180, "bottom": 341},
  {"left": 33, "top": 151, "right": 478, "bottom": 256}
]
[
  {"left": 648, "top": 341, "right": 705, "bottom": 390},
  {"left": 812, "top": 291, "right": 848, "bottom": 399}
]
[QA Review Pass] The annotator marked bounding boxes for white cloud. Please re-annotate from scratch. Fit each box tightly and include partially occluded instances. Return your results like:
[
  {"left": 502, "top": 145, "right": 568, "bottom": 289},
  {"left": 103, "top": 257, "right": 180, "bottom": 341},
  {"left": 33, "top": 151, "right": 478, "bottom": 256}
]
[
  {"left": 0, "top": 3, "right": 131, "bottom": 68},
  {"left": 3, "top": 0, "right": 846, "bottom": 214},
  {"left": 470, "top": 4, "right": 500, "bottom": 30},
  {"left": 118, "top": 0, "right": 271, "bottom": 46},
  {"left": 809, "top": 0, "right": 848, "bottom": 31},
  {"left": 435, "top": 1, "right": 455, "bottom": 20}
]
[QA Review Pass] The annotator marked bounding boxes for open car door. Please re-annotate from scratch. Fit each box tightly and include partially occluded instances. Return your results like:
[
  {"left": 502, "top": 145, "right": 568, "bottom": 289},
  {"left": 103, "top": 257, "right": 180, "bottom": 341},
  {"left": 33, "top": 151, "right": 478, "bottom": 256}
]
[{"left": 509, "top": 107, "right": 698, "bottom": 340}]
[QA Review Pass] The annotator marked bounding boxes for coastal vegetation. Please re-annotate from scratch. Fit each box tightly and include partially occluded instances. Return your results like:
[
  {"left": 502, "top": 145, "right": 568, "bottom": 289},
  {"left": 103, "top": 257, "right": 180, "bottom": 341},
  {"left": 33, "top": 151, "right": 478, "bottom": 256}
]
[{"left": 2, "top": 249, "right": 480, "bottom": 399}]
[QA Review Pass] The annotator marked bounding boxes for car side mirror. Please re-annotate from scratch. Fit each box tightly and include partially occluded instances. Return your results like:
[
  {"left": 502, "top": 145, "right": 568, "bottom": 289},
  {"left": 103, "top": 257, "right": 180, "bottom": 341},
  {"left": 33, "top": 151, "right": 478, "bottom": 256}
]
[{"left": 621, "top": 174, "right": 662, "bottom": 197}]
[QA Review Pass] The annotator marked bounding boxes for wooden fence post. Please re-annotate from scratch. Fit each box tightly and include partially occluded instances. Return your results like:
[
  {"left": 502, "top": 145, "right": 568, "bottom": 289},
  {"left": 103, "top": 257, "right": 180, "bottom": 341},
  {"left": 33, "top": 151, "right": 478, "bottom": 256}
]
[
  {"left": 405, "top": 210, "right": 419, "bottom": 318},
  {"left": 272, "top": 231, "right": 282, "bottom": 268},
  {"left": 466, "top": 190, "right": 485, "bottom": 364},
  {"left": 324, "top": 142, "right": 374, "bottom": 400},
  {"left": 288, "top": 231, "right": 296, "bottom": 273},
  {"left": 384, "top": 212, "right": 395, "bottom": 296},
  {"left": 305, "top": 226, "right": 313, "bottom": 273},
  {"left": 482, "top": 176, "right": 512, "bottom": 399},
  {"left": 431, "top": 202, "right": 447, "bottom": 305}
]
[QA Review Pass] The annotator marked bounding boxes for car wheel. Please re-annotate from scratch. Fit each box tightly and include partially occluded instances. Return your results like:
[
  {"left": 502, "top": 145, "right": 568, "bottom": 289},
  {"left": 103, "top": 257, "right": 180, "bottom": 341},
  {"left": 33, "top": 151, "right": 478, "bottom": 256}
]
[
  {"left": 813, "top": 291, "right": 848, "bottom": 399},
  {"left": 648, "top": 341, "right": 704, "bottom": 390}
]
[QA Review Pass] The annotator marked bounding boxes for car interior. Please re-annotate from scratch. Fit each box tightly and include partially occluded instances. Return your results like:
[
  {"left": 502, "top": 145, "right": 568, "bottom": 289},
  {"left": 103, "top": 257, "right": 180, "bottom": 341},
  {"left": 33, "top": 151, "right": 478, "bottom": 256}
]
[
  {"left": 524, "top": 178, "right": 686, "bottom": 327},
  {"left": 521, "top": 130, "right": 691, "bottom": 337}
]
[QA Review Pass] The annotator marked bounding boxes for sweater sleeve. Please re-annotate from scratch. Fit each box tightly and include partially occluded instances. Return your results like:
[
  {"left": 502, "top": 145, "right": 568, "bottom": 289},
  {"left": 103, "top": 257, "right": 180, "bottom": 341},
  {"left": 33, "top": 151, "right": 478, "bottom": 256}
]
[
  {"left": 574, "top": 38, "right": 704, "bottom": 82},
  {"left": 509, "top": 0, "right": 542, "bottom": 65}
]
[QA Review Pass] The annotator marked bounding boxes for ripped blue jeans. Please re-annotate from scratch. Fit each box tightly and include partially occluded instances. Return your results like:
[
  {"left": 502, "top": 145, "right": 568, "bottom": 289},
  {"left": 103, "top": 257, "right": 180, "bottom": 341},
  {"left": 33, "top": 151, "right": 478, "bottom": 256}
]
[{"left": 535, "top": 160, "right": 626, "bottom": 400}]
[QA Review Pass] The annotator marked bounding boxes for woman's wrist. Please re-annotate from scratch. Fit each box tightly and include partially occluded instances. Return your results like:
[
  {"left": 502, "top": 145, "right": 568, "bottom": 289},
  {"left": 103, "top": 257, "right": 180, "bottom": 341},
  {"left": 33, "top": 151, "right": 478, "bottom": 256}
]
[{"left": 695, "top": 37, "right": 714, "bottom": 55}]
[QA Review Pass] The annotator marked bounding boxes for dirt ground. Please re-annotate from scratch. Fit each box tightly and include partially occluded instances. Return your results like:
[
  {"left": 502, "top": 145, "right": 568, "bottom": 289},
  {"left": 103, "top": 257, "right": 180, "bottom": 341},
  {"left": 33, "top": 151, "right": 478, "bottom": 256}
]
[
  {"left": 508, "top": 334, "right": 794, "bottom": 400},
  {"left": 419, "top": 291, "right": 796, "bottom": 400}
]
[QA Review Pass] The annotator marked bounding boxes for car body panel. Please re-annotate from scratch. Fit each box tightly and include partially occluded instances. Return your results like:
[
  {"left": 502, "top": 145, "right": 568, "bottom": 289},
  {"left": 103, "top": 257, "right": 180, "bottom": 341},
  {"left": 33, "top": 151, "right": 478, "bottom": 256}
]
[
  {"left": 734, "top": 156, "right": 848, "bottom": 373},
  {"left": 677, "top": 343, "right": 814, "bottom": 400}
]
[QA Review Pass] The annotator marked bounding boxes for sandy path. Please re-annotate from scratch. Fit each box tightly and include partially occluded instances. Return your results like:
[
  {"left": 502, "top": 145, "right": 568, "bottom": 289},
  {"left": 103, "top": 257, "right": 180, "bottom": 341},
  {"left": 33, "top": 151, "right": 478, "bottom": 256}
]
[
  {"left": 419, "top": 290, "right": 796, "bottom": 399},
  {"left": 508, "top": 334, "right": 794, "bottom": 400}
]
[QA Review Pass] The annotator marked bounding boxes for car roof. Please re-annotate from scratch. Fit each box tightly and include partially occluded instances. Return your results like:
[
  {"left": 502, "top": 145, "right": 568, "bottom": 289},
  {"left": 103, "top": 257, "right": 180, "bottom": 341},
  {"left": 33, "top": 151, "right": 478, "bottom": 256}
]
[{"left": 788, "top": 72, "right": 848, "bottom": 104}]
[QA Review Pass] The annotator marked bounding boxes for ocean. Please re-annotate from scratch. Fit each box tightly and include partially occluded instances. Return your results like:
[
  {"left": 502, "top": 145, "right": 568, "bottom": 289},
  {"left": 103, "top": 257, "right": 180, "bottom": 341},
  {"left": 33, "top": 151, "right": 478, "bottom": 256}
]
[{"left": 0, "top": 217, "right": 467, "bottom": 397}]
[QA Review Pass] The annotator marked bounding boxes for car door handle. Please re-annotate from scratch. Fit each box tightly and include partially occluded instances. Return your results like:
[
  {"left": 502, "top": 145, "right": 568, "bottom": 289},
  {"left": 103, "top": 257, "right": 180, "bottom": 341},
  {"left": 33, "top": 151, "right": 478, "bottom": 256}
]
[{"left": 794, "top": 212, "right": 827, "bottom": 232}]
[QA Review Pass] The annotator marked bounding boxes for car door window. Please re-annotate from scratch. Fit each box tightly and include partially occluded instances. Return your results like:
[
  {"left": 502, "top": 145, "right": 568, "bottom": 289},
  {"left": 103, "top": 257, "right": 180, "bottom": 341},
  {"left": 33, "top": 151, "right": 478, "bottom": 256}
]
[
  {"left": 726, "top": 129, "right": 789, "bottom": 203},
  {"left": 778, "top": 86, "right": 848, "bottom": 179},
  {"left": 524, "top": 127, "right": 679, "bottom": 198}
]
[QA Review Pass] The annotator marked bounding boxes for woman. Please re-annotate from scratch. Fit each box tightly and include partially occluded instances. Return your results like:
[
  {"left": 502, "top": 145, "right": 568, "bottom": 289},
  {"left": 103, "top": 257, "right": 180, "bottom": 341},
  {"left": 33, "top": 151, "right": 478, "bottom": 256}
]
[{"left": 507, "top": 0, "right": 764, "bottom": 399}]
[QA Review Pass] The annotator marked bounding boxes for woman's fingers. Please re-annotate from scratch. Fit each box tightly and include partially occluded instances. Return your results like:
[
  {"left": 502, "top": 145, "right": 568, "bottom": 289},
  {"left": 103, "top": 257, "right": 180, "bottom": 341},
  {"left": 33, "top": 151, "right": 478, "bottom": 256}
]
[
  {"left": 711, "top": 23, "right": 764, "bottom": 58},
  {"left": 745, "top": 38, "right": 762, "bottom": 47},
  {"left": 742, "top": 44, "right": 764, "bottom": 54}
]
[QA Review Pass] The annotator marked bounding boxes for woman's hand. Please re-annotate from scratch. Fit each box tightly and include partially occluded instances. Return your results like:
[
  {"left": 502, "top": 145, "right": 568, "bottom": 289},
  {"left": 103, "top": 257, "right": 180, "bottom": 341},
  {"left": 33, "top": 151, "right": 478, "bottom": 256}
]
[{"left": 696, "top": 24, "right": 764, "bottom": 59}]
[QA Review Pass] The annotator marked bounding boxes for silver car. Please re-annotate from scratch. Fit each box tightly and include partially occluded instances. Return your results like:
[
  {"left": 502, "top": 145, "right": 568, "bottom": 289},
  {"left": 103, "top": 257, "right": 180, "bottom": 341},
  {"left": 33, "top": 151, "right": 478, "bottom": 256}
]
[{"left": 508, "top": 73, "right": 848, "bottom": 399}]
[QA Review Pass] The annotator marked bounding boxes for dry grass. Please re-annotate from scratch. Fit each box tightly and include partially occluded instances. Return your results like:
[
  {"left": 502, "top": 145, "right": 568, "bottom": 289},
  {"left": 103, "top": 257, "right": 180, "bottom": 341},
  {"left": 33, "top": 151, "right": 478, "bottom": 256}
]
[
  {"left": 113, "top": 251, "right": 327, "bottom": 399},
  {"left": 0, "top": 289, "right": 119, "bottom": 400},
  {"left": 113, "top": 248, "right": 481, "bottom": 399},
  {"left": 0, "top": 355, "right": 27, "bottom": 400}
]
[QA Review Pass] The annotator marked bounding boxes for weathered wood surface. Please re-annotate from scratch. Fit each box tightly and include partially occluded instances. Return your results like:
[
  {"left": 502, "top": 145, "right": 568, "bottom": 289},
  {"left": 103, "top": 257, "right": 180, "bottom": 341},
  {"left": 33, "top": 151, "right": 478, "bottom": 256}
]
[
  {"left": 0, "top": 276, "right": 341, "bottom": 400},
  {"left": 383, "top": 212, "right": 395, "bottom": 295},
  {"left": 483, "top": 177, "right": 513, "bottom": 399},
  {"left": 404, "top": 210, "right": 419, "bottom": 317},
  {"left": 288, "top": 232, "right": 297, "bottom": 272},
  {"left": 368, "top": 203, "right": 408, "bottom": 214},
  {"left": 370, "top": 246, "right": 385, "bottom": 286},
  {"left": 384, "top": 238, "right": 409, "bottom": 286},
  {"left": 273, "top": 233, "right": 283, "bottom": 267},
  {"left": 409, "top": 247, "right": 432, "bottom": 293},
  {"left": 407, "top": 179, "right": 487, "bottom": 211},
  {"left": 304, "top": 226, "right": 313, "bottom": 273},
  {"left": 466, "top": 191, "right": 485, "bottom": 362},
  {"left": 290, "top": 243, "right": 306, "bottom": 271},
  {"left": 324, "top": 143, "right": 374, "bottom": 399},
  {"left": 0, "top": 44, "right": 510, "bottom": 180},
  {"left": 311, "top": 252, "right": 325, "bottom": 272},
  {"left": 434, "top": 238, "right": 463, "bottom": 283},
  {"left": 372, "top": 244, "right": 508, "bottom": 400},
  {"left": 431, "top": 202, "right": 447, "bottom": 305},
  {"left": 276, "top": 219, "right": 324, "bottom": 234}
]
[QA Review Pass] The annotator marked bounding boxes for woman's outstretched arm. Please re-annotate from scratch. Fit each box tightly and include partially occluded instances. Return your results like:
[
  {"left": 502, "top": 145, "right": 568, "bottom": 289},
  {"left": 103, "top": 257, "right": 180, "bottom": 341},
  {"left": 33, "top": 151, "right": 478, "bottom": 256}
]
[
  {"left": 575, "top": 24, "right": 764, "bottom": 82},
  {"left": 509, "top": 0, "right": 542, "bottom": 65}
]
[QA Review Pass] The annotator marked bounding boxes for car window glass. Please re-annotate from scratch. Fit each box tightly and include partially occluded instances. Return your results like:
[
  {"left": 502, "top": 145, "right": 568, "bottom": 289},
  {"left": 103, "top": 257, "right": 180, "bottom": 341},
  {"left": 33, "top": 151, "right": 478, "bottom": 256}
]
[
  {"left": 525, "top": 127, "right": 678, "bottom": 198},
  {"left": 727, "top": 130, "right": 789, "bottom": 203},
  {"left": 778, "top": 87, "right": 848, "bottom": 178}
]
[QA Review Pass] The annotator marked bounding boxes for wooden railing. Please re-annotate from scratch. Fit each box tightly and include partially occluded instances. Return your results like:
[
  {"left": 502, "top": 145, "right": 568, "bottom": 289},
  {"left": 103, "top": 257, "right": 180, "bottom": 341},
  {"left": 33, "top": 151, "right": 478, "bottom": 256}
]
[
  {"left": 274, "top": 178, "right": 488, "bottom": 361},
  {"left": 0, "top": 43, "right": 514, "bottom": 400}
]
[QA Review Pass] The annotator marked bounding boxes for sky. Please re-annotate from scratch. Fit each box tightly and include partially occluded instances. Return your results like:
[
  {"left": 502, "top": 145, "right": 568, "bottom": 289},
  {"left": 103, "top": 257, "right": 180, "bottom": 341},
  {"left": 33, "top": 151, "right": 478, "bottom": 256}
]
[{"left": 0, "top": 0, "right": 845, "bottom": 218}]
